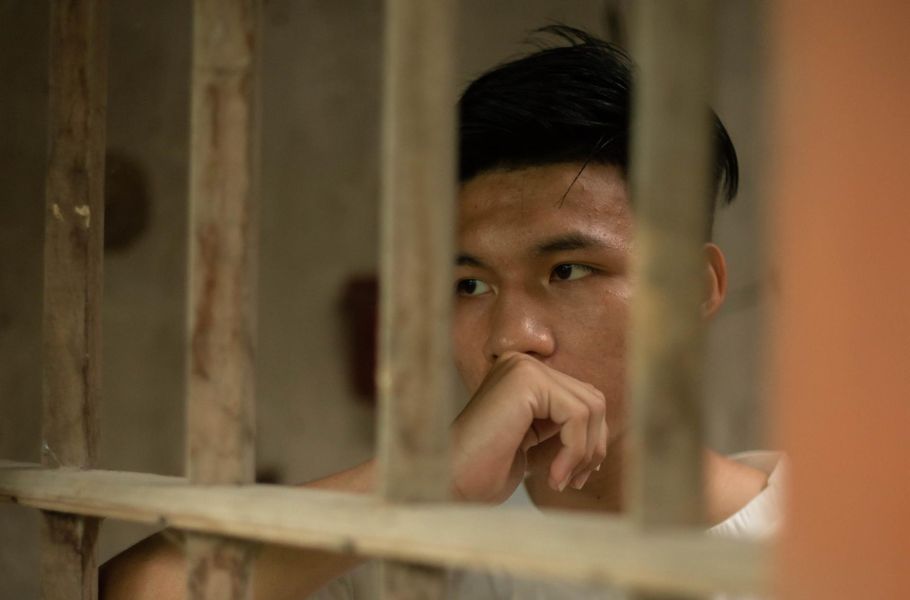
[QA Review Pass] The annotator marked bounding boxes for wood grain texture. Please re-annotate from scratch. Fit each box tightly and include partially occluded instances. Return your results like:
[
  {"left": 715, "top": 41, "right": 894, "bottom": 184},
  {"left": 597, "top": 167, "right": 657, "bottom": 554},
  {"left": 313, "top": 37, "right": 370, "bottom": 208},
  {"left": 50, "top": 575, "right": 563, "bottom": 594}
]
[
  {"left": 0, "top": 462, "right": 768, "bottom": 597},
  {"left": 186, "top": 1, "right": 260, "bottom": 599},
  {"left": 377, "top": 1, "right": 456, "bottom": 597},
  {"left": 40, "top": 511, "right": 100, "bottom": 600},
  {"left": 42, "top": 0, "right": 107, "bottom": 473},
  {"left": 40, "top": 1, "right": 108, "bottom": 598},
  {"left": 627, "top": 0, "right": 714, "bottom": 530}
]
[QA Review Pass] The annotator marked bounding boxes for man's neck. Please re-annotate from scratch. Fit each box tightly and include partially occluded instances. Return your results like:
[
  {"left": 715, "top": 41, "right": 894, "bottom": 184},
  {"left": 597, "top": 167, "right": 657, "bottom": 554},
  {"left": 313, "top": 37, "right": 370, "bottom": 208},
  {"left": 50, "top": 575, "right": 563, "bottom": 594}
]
[{"left": 523, "top": 441, "right": 769, "bottom": 525}]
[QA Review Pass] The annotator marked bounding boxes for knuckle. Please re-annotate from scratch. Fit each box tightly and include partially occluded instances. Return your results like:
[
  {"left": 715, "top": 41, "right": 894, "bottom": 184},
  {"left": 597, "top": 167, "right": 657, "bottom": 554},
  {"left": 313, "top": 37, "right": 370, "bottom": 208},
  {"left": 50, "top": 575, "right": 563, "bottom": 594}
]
[{"left": 574, "top": 402, "right": 592, "bottom": 420}]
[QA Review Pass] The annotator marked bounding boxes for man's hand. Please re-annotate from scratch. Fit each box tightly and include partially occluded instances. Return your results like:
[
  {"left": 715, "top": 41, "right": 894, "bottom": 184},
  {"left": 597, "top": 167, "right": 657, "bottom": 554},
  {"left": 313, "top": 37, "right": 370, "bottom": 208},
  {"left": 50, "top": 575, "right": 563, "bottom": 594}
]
[
  {"left": 451, "top": 351, "right": 608, "bottom": 503},
  {"left": 101, "top": 354, "right": 609, "bottom": 599}
]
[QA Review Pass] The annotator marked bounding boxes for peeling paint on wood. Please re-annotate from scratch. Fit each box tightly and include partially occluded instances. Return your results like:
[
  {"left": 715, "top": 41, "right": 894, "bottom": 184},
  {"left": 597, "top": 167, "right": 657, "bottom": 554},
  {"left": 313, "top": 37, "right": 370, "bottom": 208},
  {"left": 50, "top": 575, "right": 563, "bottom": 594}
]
[
  {"left": 74, "top": 204, "right": 91, "bottom": 228},
  {"left": 186, "top": 0, "right": 259, "bottom": 488}
]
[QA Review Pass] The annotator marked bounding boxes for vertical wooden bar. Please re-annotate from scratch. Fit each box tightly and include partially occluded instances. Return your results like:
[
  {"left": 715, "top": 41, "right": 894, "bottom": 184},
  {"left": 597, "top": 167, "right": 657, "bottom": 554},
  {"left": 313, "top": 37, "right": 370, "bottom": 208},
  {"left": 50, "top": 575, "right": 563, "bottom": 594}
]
[
  {"left": 627, "top": 0, "right": 714, "bottom": 529},
  {"left": 40, "top": 0, "right": 107, "bottom": 598},
  {"left": 377, "top": 0, "right": 456, "bottom": 598},
  {"left": 771, "top": 2, "right": 910, "bottom": 599},
  {"left": 185, "top": 1, "right": 260, "bottom": 599}
]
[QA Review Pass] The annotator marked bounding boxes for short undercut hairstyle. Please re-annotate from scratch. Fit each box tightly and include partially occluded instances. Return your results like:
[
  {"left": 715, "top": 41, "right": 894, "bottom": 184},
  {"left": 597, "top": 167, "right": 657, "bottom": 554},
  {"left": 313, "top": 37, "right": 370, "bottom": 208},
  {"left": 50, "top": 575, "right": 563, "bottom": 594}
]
[{"left": 457, "top": 25, "right": 739, "bottom": 236}]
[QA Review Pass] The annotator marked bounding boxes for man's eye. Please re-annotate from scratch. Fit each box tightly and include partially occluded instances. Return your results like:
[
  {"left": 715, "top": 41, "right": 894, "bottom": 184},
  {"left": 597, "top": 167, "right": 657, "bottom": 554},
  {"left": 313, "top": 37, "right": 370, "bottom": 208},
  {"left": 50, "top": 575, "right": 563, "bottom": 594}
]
[
  {"left": 551, "top": 264, "right": 594, "bottom": 282},
  {"left": 456, "top": 279, "right": 491, "bottom": 296}
]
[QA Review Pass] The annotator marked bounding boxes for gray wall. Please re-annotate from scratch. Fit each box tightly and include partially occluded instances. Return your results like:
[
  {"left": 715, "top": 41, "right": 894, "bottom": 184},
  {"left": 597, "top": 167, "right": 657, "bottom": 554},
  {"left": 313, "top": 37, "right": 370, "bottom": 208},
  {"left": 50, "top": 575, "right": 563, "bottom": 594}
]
[{"left": 0, "top": 1, "right": 768, "bottom": 598}]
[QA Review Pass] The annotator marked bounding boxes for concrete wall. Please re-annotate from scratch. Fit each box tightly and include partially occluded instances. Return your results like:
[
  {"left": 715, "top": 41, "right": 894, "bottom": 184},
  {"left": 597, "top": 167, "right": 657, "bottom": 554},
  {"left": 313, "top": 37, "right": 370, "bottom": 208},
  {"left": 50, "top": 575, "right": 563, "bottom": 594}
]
[{"left": 0, "top": 1, "right": 767, "bottom": 597}]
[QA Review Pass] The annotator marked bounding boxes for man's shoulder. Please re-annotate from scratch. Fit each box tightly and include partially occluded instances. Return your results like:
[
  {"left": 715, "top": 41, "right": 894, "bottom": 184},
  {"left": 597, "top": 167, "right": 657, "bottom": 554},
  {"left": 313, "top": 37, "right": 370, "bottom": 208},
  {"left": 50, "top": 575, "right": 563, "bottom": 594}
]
[{"left": 708, "top": 450, "right": 787, "bottom": 539}]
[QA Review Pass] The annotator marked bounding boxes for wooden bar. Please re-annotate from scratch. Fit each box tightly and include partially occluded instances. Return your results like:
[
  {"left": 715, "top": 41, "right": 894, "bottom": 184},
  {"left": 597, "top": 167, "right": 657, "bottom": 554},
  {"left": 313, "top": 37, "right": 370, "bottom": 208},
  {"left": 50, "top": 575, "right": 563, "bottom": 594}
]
[
  {"left": 377, "top": 0, "right": 456, "bottom": 597},
  {"left": 377, "top": 0, "right": 455, "bottom": 505},
  {"left": 40, "top": 511, "right": 100, "bottom": 600},
  {"left": 41, "top": 0, "right": 108, "bottom": 598},
  {"left": 185, "top": 1, "right": 261, "bottom": 599},
  {"left": 0, "top": 462, "right": 768, "bottom": 597},
  {"left": 627, "top": 0, "right": 715, "bottom": 530}
]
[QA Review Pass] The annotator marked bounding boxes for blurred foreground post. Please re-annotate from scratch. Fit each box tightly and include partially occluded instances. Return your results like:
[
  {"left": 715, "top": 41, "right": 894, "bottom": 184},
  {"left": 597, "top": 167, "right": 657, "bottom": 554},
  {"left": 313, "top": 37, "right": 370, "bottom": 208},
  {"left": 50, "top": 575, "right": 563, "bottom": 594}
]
[
  {"left": 628, "top": 0, "right": 713, "bottom": 529},
  {"left": 40, "top": 0, "right": 108, "bottom": 598},
  {"left": 185, "top": 1, "right": 261, "bottom": 598},
  {"left": 377, "top": 0, "right": 456, "bottom": 598},
  {"left": 771, "top": 2, "right": 910, "bottom": 599},
  {"left": 628, "top": 1, "right": 714, "bottom": 597}
]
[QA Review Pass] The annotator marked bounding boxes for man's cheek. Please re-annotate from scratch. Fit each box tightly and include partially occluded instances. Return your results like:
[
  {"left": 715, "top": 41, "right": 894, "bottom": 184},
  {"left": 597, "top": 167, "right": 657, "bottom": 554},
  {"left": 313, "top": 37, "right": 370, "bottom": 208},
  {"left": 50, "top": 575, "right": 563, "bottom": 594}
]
[{"left": 452, "top": 355, "right": 482, "bottom": 395}]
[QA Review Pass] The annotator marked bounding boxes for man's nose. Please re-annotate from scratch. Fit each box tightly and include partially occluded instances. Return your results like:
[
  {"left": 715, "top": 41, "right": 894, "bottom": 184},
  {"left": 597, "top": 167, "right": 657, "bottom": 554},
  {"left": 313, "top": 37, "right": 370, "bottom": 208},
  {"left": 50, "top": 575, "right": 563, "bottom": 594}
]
[{"left": 484, "top": 293, "right": 555, "bottom": 362}]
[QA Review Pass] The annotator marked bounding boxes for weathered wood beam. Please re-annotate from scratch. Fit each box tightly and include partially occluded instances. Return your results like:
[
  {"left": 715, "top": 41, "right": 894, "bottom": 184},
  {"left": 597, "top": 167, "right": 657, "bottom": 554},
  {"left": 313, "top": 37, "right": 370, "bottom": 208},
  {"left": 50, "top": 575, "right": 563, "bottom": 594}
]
[
  {"left": 0, "top": 462, "right": 768, "bottom": 597},
  {"left": 628, "top": 0, "right": 715, "bottom": 529},
  {"left": 628, "top": 4, "right": 716, "bottom": 597},
  {"left": 41, "top": 0, "right": 108, "bottom": 598},
  {"left": 185, "top": 1, "right": 261, "bottom": 599},
  {"left": 377, "top": 0, "right": 456, "bottom": 597}
]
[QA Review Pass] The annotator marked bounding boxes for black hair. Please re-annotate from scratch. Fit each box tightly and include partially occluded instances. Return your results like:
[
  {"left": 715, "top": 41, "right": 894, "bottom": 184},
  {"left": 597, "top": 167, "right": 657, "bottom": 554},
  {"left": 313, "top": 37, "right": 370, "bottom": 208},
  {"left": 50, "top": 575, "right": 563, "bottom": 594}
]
[{"left": 457, "top": 25, "right": 739, "bottom": 231}]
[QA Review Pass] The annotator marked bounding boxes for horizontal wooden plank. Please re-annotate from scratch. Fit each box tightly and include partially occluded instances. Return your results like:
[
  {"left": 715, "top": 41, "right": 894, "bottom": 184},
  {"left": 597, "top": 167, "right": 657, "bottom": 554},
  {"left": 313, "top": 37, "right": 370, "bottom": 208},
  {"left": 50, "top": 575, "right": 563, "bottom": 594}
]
[{"left": 0, "top": 462, "right": 766, "bottom": 595}]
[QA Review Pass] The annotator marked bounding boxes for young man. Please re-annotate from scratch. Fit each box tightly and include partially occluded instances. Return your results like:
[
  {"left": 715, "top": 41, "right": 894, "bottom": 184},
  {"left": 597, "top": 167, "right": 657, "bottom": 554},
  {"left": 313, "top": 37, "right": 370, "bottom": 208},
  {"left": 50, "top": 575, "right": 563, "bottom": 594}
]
[{"left": 102, "top": 26, "right": 783, "bottom": 600}]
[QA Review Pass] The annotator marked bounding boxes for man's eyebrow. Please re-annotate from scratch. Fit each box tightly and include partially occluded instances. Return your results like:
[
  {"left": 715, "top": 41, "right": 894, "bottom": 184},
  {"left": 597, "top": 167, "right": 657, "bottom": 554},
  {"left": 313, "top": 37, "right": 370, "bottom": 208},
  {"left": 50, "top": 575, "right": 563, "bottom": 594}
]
[
  {"left": 534, "top": 232, "right": 609, "bottom": 255},
  {"left": 455, "top": 253, "right": 486, "bottom": 268}
]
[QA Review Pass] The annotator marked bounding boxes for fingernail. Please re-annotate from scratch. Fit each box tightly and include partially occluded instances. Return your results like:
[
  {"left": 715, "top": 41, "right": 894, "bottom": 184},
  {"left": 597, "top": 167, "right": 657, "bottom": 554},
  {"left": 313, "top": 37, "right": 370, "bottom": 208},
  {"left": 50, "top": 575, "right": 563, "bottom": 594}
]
[
  {"left": 571, "top": 472, "right": 590, "bottom": 490},
  {"left": 558, "top": 475, "right": 571, "bottom": 492},
  {"left": 595, "top": 464, "right": 601, "bottom": 472}
]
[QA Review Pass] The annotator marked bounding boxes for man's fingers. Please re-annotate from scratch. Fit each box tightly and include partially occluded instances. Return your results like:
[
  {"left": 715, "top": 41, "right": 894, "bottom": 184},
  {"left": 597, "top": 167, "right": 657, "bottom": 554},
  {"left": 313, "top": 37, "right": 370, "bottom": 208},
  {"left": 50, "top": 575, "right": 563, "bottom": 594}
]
[
  {"left": 520, "top": 428, "right": 538, "bottom": 453},
  {"left": 570, "top": 470, "right": 592, "bottom": 491},
  {"left": 551, "top": 374, "right": 607, "bottom": 489},
  {"left": 569, "top": 421, "right": 607, "bottom": 491},
  {"left": 578, "top": 403, "right": 608, "bottom": 487},
  {"left": 548, "top": 404, "right": 590, "bottom": 491},
  {"left": 505, "top": 355, "right": 608, "bottom": 493},
  {"left": 583, "top": 392, "right": 604, "bottom": 473},
  {"left": 597, "top": 418, "right": 608, "bottom": 467}
]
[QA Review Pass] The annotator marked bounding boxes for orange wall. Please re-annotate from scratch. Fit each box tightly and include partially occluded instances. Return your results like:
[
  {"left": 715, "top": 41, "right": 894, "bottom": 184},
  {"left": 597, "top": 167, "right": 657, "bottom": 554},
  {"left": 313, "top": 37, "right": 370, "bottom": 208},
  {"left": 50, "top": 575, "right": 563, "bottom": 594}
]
[{"left": 770, "top": 2, "right": 910, "bottom": 598}]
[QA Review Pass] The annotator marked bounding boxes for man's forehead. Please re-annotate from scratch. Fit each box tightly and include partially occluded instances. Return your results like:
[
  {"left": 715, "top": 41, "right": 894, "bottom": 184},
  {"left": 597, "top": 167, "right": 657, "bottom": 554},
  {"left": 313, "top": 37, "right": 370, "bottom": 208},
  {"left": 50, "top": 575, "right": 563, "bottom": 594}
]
[
  {"left": 456, "top": 229, "right": 629, "bottom": 269},
  {"left": 459, "top": 162, "right": 627, "bottom": 209},
  {"left": 456, "top": 163, "right": 633, "bottom": 251}
]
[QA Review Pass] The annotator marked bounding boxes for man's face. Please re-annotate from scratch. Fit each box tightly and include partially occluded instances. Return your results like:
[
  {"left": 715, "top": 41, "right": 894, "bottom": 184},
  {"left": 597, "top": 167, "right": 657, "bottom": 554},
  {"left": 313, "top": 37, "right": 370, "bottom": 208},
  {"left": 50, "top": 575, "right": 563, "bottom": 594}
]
[{"left": 453, "top": 162, "right": 634, "bottom": 442}]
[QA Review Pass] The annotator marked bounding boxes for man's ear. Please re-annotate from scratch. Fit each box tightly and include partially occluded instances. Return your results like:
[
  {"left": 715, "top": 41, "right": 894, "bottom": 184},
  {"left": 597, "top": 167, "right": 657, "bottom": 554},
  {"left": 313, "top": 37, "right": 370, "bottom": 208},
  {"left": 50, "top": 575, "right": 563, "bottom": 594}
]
[{"left": 702, "top": 243, "right": 727, "bottom": 318}]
